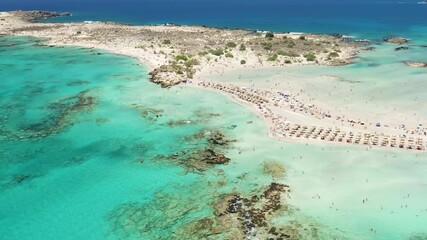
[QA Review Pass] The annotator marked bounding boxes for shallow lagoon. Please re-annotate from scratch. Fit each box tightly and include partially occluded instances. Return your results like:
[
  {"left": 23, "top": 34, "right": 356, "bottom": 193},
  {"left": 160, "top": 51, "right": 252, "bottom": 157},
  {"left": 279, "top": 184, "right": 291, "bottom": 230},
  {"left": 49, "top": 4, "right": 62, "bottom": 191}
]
[{"left": 0, "top": 36, "right": 426, "bottom": 240}]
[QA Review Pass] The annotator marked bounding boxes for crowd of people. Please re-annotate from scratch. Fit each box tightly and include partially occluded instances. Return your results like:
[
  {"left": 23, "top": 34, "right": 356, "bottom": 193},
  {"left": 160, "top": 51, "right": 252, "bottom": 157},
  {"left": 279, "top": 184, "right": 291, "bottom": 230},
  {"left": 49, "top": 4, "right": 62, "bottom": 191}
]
[{"left": 197, "top": 81, "right": 426, "bottom": 151}]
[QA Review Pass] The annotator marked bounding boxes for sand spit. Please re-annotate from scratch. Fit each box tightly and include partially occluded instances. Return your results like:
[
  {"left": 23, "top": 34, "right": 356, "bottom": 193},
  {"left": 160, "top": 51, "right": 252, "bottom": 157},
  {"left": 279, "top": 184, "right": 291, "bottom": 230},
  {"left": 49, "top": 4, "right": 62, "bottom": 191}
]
[{"left": 1, "top": 11, "right": 425, "bottom": 151}]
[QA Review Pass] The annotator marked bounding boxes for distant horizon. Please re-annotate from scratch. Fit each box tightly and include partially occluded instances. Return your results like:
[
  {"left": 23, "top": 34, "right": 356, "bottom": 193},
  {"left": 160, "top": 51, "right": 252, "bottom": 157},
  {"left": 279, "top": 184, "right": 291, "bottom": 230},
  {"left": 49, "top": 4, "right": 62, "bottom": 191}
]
[{"left": 1, "top": 0, "right": 425, "bottom": 10}]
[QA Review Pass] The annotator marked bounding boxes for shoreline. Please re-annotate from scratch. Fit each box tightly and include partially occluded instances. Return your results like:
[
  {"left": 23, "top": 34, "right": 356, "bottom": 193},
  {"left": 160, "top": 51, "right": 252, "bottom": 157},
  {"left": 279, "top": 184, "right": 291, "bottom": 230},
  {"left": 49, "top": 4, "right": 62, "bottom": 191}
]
[
  {"left": 0, "top": 11, "right": 361, "bottom": 83},
  {"left": 1, "top": 10, "right": 425, "bottom": 152},
  {"left": 186, "top": 81, "right": 426, "bottom": 152}
]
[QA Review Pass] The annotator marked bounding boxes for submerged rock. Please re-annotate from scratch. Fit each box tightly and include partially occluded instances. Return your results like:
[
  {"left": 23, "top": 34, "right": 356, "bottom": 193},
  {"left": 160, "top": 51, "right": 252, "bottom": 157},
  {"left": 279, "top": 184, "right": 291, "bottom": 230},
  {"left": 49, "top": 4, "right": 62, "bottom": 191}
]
[
  {"left": 1, "top": 90, "right": 96, "bottom": 141},
  {"left": 198, "top": 148, "right": 231, "bottom": 165},
  {"left": 67, "top": 80, "right": 89, "bottom": 86},
  {"left": 128, "top": 105, "right": 163, "bottom": 122},
  {"left": 385, "top": 37, "right": 408, "bottom": 44},
  {"left": 167, "top": 119, "right": 192, "bottom": 126},
  {"left": 207, "top": 131, "right": 236, "bottom": 146},
  {"left": 405, "top": 61, "right": 427, "bottom": 68},
  {"left": 363, "top": 46, "right": 376, "bottom": 51},
  {"left": 154, "top": 147, "right": 231, "bottom": 172},
  {"left": 211, "top": 182, "right": 345, "bottom": 239},
  {"left": 395, "top": 46, "right": 409, "bottom": 51},
  {"left": 108, "top": 190, "right": 206, "bottom": 240},
  {"left": 13, "top": 174, "right": 33, "bottom": 184},
  {"left": 213, "top": 183, "right": 291, "bottom": 239}
]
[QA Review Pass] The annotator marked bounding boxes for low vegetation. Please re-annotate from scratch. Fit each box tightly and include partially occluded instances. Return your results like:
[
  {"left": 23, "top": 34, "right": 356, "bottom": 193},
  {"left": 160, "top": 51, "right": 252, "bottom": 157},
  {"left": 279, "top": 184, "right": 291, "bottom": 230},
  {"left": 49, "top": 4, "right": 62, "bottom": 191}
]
[
  {"left": 265, "top": 32, "right": 274, "bottom": 39},
  {"left": 225, "top": 52, "right": 234, "bottom": 58},
  {"left": 239, "top": 44, "right": 246, "bottom": 51},
  {"left": 184, "top": 58, "right": 200, "bottom": 67},
  {"left": 304, "top": 52, "right": 316, "bottom": 61},
  {"left": 175, "top": 54, "right": 189, "bottom": 61},
  {"left": 328, "top": 52, "right": 339, "bottom": 58},
  {"left": 267, "top": 54, "right": 278, "bottom": 61},
  {"left": 209, "top": 48, "right": 224, "bottom": 56},
  {"left": 226, "top": 41, "right": 237, "bottom": 48},
  {"left": 262, "top": 42, "right": 273, "bottom": 51},
  {"left": 277, "top": 50, "right": 299, "bottom": 57}
]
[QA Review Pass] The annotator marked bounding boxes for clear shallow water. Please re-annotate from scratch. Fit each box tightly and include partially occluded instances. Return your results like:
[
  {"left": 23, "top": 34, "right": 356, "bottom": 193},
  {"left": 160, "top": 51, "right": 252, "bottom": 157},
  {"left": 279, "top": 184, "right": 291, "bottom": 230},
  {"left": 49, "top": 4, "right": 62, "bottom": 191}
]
[
  {"left": 0, "top": 36, "right": 254, "bottom": 239},
  {"left": 0, "top": 2, "right": 423, "bottom": 239},
  {"left": 0, "top": 36, "right": 323, "bottom": 239},
  {"left": 1, "top": 36, "right": 427, "bottom": 240}
]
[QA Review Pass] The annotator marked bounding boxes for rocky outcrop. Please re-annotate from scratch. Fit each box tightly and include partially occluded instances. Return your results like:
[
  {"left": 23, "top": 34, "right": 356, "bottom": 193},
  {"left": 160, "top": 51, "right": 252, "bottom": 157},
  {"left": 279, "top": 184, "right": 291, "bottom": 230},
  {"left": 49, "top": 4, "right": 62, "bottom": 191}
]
[
  {"left": 149, "top": 65, "right": 187, "bottom": 88},
  {"left": 13, "top": 11, "right": 70, "bottom": 22},
  {"left": 385, "top": 37, "right": 408, "bottom": 44},
  {"left": 405, "top": 61, "right": 427, "bottom": 68},
  {"left": 155, "top": 147, "right": 230, "bottom": 172},
  {"left": 199, "top": 148, "right": 230, "bottom": 165},
  {"left": 214, "top": 183, "right": 291, "bottom": 238},
  {"left": 207, "top": 131, "right": 236, "bottom": 146}
]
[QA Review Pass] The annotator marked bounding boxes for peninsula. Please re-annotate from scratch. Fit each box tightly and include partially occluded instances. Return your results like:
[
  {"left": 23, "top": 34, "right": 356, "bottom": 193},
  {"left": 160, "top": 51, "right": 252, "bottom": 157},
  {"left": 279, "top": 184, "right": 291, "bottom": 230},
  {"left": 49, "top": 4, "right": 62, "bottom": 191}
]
[{"left": 1, "top": 10, "right": 425, "bottom": 151}]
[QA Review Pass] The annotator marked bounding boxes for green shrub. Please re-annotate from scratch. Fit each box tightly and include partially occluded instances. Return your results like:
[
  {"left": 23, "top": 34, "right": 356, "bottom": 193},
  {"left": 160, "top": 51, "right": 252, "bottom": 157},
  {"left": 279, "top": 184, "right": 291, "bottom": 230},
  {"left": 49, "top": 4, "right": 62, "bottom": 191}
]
[
  {"left": 267, "top": 54, "right": 278, "bottom": 61},
  {"left": 299, "top": 35, "right": 306, "bottom": 40},
  {"left": 226, "top": 42, "right": 237, "bottom": 48},
  {"left": 198, "top": 51, "right": 208, "bottom": 56},
  {"left": 304, "top": 53, "right": 316, "bottom": 61},
  {"left": 239, "top": 44, "right": 246, "bottom": 51},
  {"left": 162, "top": 39, "right": 171, "bottom": 44},
  {"left": 262, "top": 42, "right": 273, "bottom": 50},
  {"left": 209, "top": 48, "right": 224, "bottom": 56},
  {"left": 277, "top": 50, "right": 299, "bottom": 57},
  {"left": 187, "top": 71, "right": 193, "bottom": 79},
  {"left": 240, "top": 60, "right": 246, "bottom": 65},
  {"left": 277, "top": 50, "right": 285, "bottom": 56},
  {"left": 265, "top": 32, "right": 274, "bottom": 39},
  {"left": 175, "top": 54, "right": 189, "bottom": 61},
  {"left": 185, "top": 58, "right": 200, "bottom": 67},
  {"left": 328, "top": 52, "right": 339, "bottom": 58},
  {"left": 225, "top": 52, "right": 234, "bottom": 58},
  {"left": 284, "top": 60, "right": 292, "bottom": 64}
]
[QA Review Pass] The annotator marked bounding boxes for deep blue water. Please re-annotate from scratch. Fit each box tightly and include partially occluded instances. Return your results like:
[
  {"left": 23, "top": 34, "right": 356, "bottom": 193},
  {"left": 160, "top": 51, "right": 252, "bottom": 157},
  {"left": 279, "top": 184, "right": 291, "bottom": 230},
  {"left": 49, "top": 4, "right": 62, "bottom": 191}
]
[{"left": 1, "top": 0, "right": 427, "bottom": 39}]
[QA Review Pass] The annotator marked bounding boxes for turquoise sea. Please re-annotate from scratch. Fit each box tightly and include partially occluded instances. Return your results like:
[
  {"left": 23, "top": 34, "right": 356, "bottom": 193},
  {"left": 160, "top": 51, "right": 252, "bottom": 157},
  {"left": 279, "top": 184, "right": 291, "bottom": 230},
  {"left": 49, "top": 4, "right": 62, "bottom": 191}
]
[
  {"left": 0, "top": 36, "right": 258, "bottom": 239},
  {"left": 1, "top": 35, "right": 427, "bottom": 240},
  {"left": 1, "top": 1, "right": 427, "bottom": 239}
]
